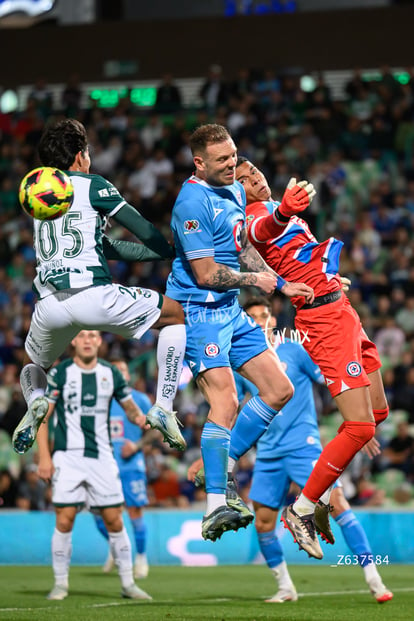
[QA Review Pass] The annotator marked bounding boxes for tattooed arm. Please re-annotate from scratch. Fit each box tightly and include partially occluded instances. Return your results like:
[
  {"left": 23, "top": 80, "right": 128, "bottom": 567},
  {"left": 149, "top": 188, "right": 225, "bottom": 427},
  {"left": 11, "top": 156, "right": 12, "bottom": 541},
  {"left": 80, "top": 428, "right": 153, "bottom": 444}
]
[
  {"left": 238, "top": 228, "right": 277, "bottom": 275},
  {"left": 189, "top": 256, "right": 276, "bottom": 294}
]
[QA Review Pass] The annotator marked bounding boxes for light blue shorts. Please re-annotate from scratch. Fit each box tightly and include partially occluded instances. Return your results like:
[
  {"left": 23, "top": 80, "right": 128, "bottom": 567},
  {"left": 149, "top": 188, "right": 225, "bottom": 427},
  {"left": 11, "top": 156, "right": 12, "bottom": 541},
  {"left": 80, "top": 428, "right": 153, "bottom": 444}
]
[
  {"left": 120, "top": 471, "right": 148, "bottom": 508},
  {"left": 184, "top": 297, "right": 268, "bottom": 377},
  {"left": 249, "top": 445, "right": 339, "bottom": 509}
]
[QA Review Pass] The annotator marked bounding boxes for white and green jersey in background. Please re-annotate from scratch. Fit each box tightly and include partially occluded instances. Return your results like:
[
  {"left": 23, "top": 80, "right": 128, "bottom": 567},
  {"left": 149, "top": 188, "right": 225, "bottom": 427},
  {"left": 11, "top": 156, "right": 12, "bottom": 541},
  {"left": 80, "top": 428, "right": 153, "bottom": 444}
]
[
  {"left": 46, "top": 358, "right": 132, "bottom": 459},
  {"left": 33, "top": 172, "right": 125, "bottom": 299}
]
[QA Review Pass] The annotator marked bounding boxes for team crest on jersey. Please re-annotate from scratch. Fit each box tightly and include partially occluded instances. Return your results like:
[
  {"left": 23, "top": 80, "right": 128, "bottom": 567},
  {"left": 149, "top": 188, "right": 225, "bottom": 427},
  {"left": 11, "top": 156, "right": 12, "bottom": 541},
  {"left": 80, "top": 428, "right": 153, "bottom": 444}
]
[
  {"left": 110, "top": 419, "right": 124, "bottom": 439},
  {"left": 246, "top": 214, "right": 254, "bottom": 223},
  {"left": 346, "top": 361, "right": 362, "bottom": 377},
  {"left": 233, "top": 221, "right": 243, "bottom": 251},
  {"left": 101, "top": 377, "right": 110, "bottom": 390},
  {"left": 184, "top": 219, "right": 200, "bottom": 233},
  {"left": 205, "top": 343, "right": 220, "bottom": 357}
]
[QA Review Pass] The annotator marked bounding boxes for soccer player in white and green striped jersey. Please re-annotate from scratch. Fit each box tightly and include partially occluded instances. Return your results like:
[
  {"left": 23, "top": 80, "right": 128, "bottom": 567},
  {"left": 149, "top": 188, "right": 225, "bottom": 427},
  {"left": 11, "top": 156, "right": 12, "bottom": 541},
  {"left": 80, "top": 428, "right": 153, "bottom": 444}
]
[
  {"left": 13, "top": 119, "right": 186, "bottom": 456},
  {"left": 37, "top": 330, "right": 151, "bottom": 601}
]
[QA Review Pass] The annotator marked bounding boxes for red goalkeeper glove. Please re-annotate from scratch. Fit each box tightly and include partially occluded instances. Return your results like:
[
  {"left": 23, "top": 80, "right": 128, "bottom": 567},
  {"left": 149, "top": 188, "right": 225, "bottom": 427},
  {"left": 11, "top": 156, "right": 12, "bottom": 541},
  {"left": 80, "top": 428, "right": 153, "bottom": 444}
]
[{"left": 277, "top": 178, "right": 316, "bottom": 219}]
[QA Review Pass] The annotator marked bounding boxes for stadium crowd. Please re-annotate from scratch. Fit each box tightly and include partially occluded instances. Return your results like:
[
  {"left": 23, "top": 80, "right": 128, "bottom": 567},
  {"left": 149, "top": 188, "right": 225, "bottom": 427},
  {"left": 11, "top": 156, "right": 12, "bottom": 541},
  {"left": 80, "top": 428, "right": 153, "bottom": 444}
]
[{"left": 0, "top": 65, "right": 414, "bottom": 511}]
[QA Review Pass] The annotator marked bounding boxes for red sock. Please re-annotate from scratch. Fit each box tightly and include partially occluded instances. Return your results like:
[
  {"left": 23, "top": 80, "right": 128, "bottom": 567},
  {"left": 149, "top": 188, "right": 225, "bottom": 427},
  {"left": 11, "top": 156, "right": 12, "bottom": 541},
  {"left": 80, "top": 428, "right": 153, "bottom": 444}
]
[
  {"left": 373, "top": 407, "right": 389, "bottom": 426},
  {"left": 302, "top": 421, "right": 375, "bottom": 503}
]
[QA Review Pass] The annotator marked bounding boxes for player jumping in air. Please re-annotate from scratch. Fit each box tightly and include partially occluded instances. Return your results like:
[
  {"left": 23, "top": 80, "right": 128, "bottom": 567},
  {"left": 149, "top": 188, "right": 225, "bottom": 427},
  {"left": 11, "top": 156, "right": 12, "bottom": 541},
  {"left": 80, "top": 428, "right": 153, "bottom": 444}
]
[
  {"left": 13, "top": 119, "right": 186, "bottom": 456},
  {"left": 235, "top": 157, "right": 389, "bottom": 559}
]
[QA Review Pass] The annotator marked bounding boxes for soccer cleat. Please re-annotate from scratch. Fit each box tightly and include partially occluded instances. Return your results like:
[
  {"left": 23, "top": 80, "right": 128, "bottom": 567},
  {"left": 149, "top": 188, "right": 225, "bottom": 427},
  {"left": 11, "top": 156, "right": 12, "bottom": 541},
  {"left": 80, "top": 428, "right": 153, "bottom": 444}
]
[
  {"left": 121, "top": 583, "right": 152, "bottom": 600},
  {"left": 12, "top": 396, "right": 49, "bottom": 454},
  {"left": 47, "top": 584, "right": 68, "bottom": 600},
  {"left": 195, "top": 469, "right": 254, "bottom": 527},
  {"left": 146, "top": 404, "right": 186, "bottom": 451},
  {"left": 314, "top": 500, "right": 335, "bottom": 545},
  {"left": 265, "top": 586, "right": 298, "bottom": 603},
  {"left": 134, "top": 553, "right": 149, "bottom": 579},
  {"left": 369, "top": 580, "right": 394, "bottom": 603},
  {"left": 281, "top": 504, "right": 323, "bottom": 560},
  {"left": 201, "top": 505, "right": 247, "bottom": 542},
  {"left": 226, "top": 476, "right": 254, "bottom": 527},
  {"left": 102, "top": 551, "right": 115, "bottom": 573}
]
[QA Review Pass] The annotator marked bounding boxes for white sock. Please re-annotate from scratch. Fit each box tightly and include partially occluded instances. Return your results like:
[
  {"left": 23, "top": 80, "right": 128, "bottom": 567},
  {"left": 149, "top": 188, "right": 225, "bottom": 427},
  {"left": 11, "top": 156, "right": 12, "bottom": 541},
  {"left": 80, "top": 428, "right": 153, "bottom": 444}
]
[
  {"left": 319, "top": 485, "right": 333, "bottom": 505},
  {"left": 155, "top": 325, "right": 186, "bottom": 410},
  {"left": 206, "top": 493, "right": 226, "bottom": 515},
  {"left": 293, "top": 493, "right": 316, "bottom": 516},
  {"left": 20, "top": 363, "right": 48, "bottom": 406},
  {"left": 227, "top": 457, "right": 236, "bottom": 475},
  {"left": 271, "top": 560, "right": 293, "bottom": 590},
  {"left": 363, "top": 562, "right": 381, "bottom": 584},
  {"left": 109, "top": 528, "right": 134, "bottom": 588},
  {"left": 51, "top": 529, "right": 72, "bottom": 587}
]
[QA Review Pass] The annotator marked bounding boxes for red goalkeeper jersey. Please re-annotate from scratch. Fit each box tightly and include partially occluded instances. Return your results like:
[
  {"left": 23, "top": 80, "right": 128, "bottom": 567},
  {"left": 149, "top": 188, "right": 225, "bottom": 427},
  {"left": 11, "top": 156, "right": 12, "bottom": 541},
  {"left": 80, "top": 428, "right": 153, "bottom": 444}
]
[{"left": 246, "top": 200, "right": 343, "bottom": 309}]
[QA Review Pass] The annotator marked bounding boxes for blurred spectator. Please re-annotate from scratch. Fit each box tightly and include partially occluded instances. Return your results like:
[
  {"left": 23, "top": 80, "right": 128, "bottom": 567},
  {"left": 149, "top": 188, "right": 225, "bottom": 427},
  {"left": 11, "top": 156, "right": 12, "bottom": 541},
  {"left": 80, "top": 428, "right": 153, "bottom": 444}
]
[
  {"left": 199, "top": 64, "right": 229, "bottom": 111},
  {"left": 0, "top": 468, "right": 17, "bottom": 508},
  {"left": 155, "top": 74, "right": 182, "bottom": 114},
  {"left": 16, "top": 464, "right": 50, "bottom": 511},
  {"left": 382, "top": 421, "right": 414, "bottom": 479}
]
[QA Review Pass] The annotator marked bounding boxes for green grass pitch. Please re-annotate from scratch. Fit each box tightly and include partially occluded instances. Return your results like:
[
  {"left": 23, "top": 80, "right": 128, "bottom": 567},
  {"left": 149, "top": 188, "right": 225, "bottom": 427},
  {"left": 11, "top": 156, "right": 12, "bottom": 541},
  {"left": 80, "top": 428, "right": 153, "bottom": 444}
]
[{"left": 0, "top": 565, "right": 412, "bottom": 621}]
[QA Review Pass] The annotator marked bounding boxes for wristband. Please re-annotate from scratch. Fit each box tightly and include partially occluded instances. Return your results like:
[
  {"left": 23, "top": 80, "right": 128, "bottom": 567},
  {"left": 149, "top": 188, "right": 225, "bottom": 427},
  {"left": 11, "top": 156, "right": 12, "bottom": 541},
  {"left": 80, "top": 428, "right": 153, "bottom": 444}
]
[
  {"left": 274, "top": 207, "right": 291, "bottom": 224},
  {"left": 276, "top": 275, "right": 287, "bottom": 290}
]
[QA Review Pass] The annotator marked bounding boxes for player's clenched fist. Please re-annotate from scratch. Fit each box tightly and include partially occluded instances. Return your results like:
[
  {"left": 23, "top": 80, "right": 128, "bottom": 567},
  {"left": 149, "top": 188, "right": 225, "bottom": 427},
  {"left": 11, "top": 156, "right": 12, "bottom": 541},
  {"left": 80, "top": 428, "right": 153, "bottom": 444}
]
[
  {"left": 278, "top": 177, "right": 316, "bottom": 218},
  {"left": 255, "top": 272, "right": 278, "bottom": 294}
]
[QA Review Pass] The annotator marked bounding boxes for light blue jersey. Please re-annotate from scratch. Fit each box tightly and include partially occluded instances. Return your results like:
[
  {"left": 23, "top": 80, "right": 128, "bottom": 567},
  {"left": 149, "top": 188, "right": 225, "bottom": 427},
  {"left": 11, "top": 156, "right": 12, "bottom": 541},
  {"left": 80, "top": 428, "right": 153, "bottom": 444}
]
[
  {"left": 235, "top": 339, "right": 324, "bottom": 458},
  {"left": 110, "top": 388, "right": 151, "bottom": 475},
  {"left": 166, "top": 175, "right": 246, "bottom": 304}
]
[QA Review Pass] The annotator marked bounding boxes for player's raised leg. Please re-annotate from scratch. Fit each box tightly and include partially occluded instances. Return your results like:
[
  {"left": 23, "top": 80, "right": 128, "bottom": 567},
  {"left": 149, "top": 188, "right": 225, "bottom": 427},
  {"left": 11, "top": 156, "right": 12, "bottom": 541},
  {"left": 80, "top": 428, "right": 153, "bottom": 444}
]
[
  {"left": 283, "top": 385, "right": 375, "bottom": 559},
  {"left": 146, "top": 295, "right": 187, "bottom": 450},
  {"left": 197, "top": 367, "right": 248, "bottom": 541},
  {"left": 13, "top": 354, "right": 49, "bottom": 454}
]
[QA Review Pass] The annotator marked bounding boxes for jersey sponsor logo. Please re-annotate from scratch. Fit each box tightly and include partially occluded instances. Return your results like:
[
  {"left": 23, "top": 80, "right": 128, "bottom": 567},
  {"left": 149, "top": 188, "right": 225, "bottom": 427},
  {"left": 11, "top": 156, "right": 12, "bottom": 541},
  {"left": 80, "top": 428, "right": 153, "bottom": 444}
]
[
  {"left": 98, "top": 186, "right": 120, "bottom": 198},
  {"left": 246, "top": 214, "right": 254, "bottom": 223},
  {"left": 346, "top": 361, "right": 362, "bottom": 377},
  {"left": 83, "top": 393, "right": 95, "bottom": 401},
  {"left": 204, "top": 343, "right": 220, "bottom": 357},
  {"left": 233, "top": 221, "right": 242, "bottom": 251},
  {"left": 184, "top": 219, "right": 200, "bottom": 233}
]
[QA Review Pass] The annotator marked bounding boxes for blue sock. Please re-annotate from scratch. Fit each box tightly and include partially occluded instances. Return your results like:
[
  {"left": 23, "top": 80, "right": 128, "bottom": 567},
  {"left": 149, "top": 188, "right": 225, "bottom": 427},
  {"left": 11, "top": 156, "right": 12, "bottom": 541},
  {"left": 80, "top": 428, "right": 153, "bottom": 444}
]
[
  {"left": 131, "top": 517, "right": 147, "bottom": 554},
  {"left": 201, "top": 422, "right": 230, "bottom": 493},
  {"left": 335, "top": 509, "right": 372, "bottom": 566},
  {"left": 94, "top": 515, "right": 109, "bottom": 540},
  {"left": 230, "top": 396, "right": 278, "bottom": 460},
  {"left": 257, "top": 530, "right": 284, "bottom": 568}
]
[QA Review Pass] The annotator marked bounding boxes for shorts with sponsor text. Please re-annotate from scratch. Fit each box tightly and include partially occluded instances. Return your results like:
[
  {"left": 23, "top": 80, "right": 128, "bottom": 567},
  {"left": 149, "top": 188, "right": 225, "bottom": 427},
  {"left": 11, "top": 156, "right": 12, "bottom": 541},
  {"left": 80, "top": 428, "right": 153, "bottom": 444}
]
[
  {"left": 295, "top": 293, "right": 381, "bottom": 398},
  {"left": 183, "top": 297, "right": 268, "bottom": 377},
  {"left": 52, "top": 450, "right": 124, "bottom": 509},
  {"left": 26, "top": 284, "right": 162, "bottom": 369}
]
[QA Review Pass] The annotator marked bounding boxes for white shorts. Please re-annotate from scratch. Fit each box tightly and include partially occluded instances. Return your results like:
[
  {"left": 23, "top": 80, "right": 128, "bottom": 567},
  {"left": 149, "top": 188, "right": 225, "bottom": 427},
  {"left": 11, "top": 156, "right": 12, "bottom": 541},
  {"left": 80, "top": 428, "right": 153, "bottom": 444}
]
[
  {"left": 25, "top": 284, "right": 162, "bottom": 368},
  {"left": 52, "top": 450, "right": 124, "bottom": 509}
]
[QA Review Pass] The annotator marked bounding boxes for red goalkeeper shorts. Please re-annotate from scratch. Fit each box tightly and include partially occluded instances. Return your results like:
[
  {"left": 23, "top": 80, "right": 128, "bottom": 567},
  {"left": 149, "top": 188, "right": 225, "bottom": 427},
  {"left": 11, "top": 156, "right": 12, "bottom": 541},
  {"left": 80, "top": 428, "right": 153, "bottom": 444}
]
[{"left": 295, "top": 292, "right": 381, "bottom": 398}]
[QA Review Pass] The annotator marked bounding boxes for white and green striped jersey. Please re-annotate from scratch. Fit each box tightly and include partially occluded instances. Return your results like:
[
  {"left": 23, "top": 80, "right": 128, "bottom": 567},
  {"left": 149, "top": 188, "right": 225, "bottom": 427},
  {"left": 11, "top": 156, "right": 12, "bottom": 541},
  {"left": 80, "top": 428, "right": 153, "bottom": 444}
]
[
  {"left": 46, "top": 358, "right": 132, "bottom": 459},
  {"left": 33, "top": 172, "right": 126, "bottom": 299}
]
